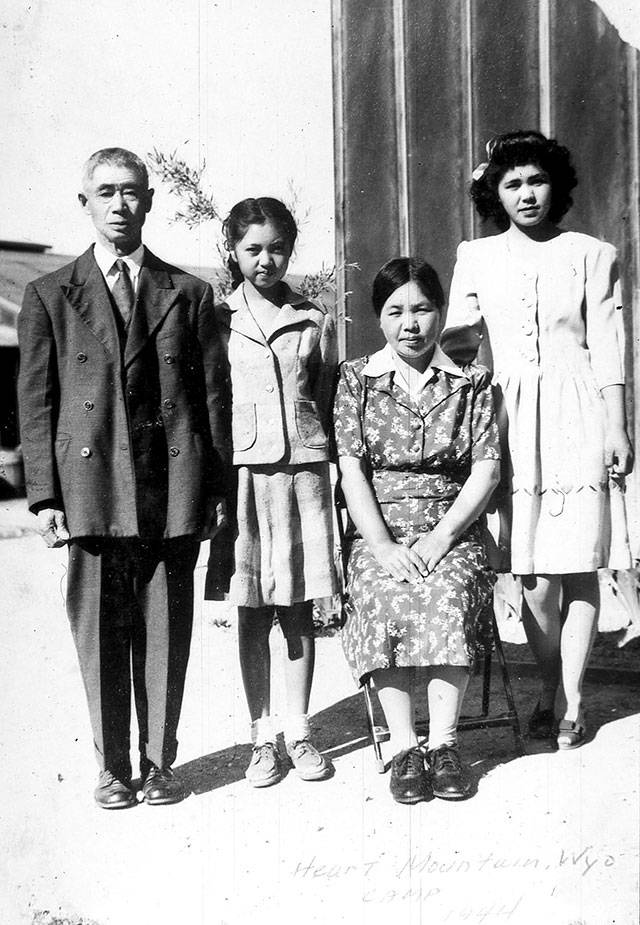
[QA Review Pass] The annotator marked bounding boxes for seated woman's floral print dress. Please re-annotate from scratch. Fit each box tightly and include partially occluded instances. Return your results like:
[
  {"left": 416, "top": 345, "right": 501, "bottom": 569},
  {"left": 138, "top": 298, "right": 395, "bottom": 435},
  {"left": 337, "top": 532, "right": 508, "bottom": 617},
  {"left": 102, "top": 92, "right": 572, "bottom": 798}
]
[{"left": 334, "top": 349, "right": 500, "bottom": 684}]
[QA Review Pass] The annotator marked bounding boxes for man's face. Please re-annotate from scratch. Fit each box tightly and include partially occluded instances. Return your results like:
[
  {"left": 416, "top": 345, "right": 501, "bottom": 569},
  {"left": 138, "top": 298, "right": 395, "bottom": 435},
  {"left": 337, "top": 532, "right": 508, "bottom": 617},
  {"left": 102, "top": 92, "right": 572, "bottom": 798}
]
[{"left": 78, "top": 163, "right": 153, "bottom": 254}]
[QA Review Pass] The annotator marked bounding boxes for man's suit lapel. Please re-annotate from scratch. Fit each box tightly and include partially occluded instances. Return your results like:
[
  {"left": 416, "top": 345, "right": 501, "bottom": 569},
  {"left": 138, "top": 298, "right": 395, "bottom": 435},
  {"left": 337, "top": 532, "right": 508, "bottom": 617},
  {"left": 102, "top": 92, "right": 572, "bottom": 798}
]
[
  {"left": 61, "top": 247, "right": 120, "bottom": 358},
  {"left": 124, "top": 249, "right": 179, "bottom": 368}
]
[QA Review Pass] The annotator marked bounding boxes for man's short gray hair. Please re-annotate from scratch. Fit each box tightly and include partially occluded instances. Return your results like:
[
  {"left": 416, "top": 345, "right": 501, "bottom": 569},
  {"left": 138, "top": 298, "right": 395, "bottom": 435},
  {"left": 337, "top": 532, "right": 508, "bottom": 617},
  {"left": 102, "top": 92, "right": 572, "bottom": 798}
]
[{"left": 82, "top": 148, "right": 149, "bottom": 191}]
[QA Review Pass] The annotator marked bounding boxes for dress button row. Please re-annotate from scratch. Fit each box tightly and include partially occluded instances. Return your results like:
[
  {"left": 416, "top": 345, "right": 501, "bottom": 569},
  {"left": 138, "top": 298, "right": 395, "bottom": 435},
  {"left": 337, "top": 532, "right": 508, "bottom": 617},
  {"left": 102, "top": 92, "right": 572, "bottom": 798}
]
[
  {"left": 83, "top": 400, "right": 94, "bottom": 411},
  {"left": 163, "top": 399, "right": 175, "bottom": 410},
  {"left": 76, "top": 352, "right": 87, "bottom": 363},
  {"left": 81, "top": 447, "right": 92, "bottom": 458},
  {"left": 169, "top": 446, "right": 180, "bottom": 457},
  {"left": 163, "top": 354, "right": 175, "bottom": 365},
  {"left": 265, "top": 385, "right": 274, "bottom": 393}
]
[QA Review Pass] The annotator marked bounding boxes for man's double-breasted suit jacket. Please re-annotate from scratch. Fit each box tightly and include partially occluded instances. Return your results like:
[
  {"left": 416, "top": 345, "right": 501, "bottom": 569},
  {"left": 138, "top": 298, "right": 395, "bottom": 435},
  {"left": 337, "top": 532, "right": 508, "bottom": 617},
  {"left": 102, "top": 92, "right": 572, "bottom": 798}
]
[{"left": 18, "top": 246, "right": 231, "bottom": 540}]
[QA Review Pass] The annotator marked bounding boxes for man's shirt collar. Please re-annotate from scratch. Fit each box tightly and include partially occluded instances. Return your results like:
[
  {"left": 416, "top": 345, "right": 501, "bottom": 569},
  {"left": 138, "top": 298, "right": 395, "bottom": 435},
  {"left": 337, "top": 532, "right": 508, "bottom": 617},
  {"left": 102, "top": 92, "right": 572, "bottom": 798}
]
[{"left": 93, "top": 241, "right": 145, "bottom": 284}]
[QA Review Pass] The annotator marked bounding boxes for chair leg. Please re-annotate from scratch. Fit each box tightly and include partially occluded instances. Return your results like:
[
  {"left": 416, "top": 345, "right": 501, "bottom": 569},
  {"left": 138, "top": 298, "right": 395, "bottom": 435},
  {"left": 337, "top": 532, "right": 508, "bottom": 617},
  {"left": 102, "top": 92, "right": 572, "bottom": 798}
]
[
  {"left": 481, "top": 641, "right": 492, "bottom": 716},
  {"left": 491, "top": 612, "right": 527, "bottom": 755},
  {"left": 363, "top": 681, "right": 387, "bottom": 773}
]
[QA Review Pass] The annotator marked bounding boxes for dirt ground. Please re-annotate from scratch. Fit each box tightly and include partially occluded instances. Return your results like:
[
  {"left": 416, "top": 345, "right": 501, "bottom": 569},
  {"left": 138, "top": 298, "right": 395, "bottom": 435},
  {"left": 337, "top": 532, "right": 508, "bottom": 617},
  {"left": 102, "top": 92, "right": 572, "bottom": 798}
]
[{"left": 1, "top": 497, "right": 638, "bottom": 925}]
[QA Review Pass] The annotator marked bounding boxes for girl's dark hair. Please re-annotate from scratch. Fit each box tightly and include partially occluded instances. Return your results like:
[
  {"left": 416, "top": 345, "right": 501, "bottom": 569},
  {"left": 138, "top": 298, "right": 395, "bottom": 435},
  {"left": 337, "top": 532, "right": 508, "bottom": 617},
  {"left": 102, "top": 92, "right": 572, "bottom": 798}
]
[
  {"left": 470, "top": 130, "right": 577, "bottom": 230},
  {"left": 371, "top": 257, "right": 445, "bottom": 317},
  {"left": 222, "top": 197, "right": 298, "bottom": 289}
]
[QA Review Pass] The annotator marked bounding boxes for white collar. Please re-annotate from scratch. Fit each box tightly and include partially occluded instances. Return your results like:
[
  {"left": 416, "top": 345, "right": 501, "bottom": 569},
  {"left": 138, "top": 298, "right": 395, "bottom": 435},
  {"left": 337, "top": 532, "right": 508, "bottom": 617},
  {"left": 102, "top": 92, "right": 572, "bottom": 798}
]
[
  {"left": 362, "top": 343, "right": 467, "bottom": 381},
  {"left": 93, "top": 241, "right": 145, "bottom": 281}
]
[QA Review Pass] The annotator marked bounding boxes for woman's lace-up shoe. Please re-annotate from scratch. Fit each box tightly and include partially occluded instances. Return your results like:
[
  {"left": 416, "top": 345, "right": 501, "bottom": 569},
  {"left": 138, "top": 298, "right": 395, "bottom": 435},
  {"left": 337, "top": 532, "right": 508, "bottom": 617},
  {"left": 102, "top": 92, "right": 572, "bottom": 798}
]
[
  {"left": 427, "top": 745, "right": 471, "bottom": 800},
  {"left": 389, "top": 747, "right": 430, "bottom": 804}
]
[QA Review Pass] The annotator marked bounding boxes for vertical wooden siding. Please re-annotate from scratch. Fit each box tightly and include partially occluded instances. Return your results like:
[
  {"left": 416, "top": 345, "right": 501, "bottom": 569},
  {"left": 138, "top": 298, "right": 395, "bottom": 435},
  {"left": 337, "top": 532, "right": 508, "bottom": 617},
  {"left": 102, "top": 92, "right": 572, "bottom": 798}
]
[
  {"left": 404, "top": 0, "right": 469, "bottom": 284},
  {"left": 549, "top": 0, "right": 637, "bottom": 429},
  {"left": 334, "top": 1, "right": 400, "bottom": 359}
]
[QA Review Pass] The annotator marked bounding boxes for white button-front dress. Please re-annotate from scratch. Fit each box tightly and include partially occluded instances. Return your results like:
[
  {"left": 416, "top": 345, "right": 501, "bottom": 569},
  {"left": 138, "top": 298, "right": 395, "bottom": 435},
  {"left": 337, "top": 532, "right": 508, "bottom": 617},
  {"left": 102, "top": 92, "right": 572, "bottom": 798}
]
[{"left": 445, "top": 229, "right": 631, "bottom": 575}]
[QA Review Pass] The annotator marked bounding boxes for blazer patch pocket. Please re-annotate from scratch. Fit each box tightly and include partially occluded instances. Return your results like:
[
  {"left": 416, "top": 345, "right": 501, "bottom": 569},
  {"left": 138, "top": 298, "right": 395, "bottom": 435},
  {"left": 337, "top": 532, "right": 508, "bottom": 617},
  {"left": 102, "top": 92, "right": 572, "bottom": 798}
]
[
  {"left": 232, "top": 403, "right": 258, "bottom": 452},
  {"left": 294, "top": 400, "right": 327, "bottom": 448}
]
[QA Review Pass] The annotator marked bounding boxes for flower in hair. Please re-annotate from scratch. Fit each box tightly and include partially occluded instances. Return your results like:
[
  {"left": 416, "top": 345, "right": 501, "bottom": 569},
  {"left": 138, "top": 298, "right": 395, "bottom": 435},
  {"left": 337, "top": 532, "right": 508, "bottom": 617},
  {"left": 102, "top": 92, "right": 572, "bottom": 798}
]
[
  {"left": 471, "top": 138, "right": 498, "bottom": 181},
  {"left": 472, "top": 162, "right": 488, "bottom": 181},
  {"left": 485, "top": 138, "right": 497, "bottom": 159}
]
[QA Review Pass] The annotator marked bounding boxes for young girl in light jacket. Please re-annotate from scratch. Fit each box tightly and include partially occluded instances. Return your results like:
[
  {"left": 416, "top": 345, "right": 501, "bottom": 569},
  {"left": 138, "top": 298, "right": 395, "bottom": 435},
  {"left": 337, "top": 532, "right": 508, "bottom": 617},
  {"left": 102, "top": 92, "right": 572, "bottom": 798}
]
[{"left": 214, "top": 197, "right": 337, "bottom": 786}]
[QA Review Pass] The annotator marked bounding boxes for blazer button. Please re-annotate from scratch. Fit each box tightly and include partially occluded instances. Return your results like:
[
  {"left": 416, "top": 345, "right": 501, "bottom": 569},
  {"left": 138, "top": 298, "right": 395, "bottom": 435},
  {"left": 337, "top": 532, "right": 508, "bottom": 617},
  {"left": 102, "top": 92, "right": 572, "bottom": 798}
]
[
  {"left": 265, "top": 384, "right": 274, "bottom": 393},
  {"left": 80, "top": 447, "right": 92, "bottom": 458},
  {"left": 83, "top": 400, "right": 94, "bottom": 411},
  {"left": 169, "top": 446, "right": 180, "bottom": 457},
  {"left": 76, "top": 352, "right": 88, "bottom": 363},
  {"left": 163, "top": 399, "right": 176, "bottom": 409},
  {"left": 164, "top": 354, "right": 175, "bottom": 364}
]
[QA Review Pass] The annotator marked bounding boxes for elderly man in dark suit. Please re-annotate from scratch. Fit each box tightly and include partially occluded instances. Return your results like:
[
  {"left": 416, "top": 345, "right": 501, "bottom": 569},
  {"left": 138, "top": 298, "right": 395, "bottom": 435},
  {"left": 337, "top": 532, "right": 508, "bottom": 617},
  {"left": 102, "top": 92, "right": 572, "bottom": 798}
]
[{"left": 18, "top": 147, "right": 231, "bottom": 809}]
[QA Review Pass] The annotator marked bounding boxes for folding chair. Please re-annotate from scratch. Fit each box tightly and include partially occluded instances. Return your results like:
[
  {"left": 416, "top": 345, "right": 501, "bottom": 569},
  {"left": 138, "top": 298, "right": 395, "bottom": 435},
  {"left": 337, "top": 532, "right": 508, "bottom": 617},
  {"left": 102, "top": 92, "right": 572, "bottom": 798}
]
[{"left": 334, "top": 483, "right": 526, "bottom": 774}]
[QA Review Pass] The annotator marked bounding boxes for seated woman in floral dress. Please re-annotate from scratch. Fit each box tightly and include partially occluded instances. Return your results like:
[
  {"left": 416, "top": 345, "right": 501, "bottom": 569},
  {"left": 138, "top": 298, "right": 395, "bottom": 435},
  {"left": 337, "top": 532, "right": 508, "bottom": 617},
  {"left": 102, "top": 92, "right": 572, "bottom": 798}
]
[{"left": 333, "top": 257, "right": 501, "bottom": 804}]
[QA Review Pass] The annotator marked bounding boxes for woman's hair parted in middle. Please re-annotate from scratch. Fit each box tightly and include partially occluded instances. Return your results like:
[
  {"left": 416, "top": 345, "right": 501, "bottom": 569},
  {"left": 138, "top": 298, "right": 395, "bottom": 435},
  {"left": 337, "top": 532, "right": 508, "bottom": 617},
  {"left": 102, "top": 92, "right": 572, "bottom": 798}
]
[
  {"left": 470, "top": 130, "right": 578, "bottom": 230},
  {"left": 222, "top": 197, "right": 299, "bottom": 289},
  {"left": 371, "top": 257, "right": 445, "bottom": 317}
]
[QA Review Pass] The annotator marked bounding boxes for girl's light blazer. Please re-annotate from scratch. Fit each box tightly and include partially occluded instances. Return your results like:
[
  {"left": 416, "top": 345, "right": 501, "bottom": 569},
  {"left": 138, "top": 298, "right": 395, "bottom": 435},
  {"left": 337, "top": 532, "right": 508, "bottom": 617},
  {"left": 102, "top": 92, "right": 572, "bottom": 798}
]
[{"left": 220, "top": 283, "right": 338, "bottom": 466}]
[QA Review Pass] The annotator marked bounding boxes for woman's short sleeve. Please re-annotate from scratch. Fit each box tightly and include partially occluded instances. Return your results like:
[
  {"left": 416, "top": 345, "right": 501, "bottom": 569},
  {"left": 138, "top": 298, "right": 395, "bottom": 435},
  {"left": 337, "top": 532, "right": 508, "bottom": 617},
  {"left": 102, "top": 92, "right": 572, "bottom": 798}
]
[
  {"left": 469, "top": 369, "right": 501, "bottom": 465},
  {"left": 445, "top": 241, "right": 482, "bottom": 329},
  {"left": 585, "top": 241, "right": 625, "bottom": 389},
  {"left": 441, "top": 242, "right": 485, "bottom": 365},
  {"left": 333, "top": 361, "right": 366, "bottom": 458}
]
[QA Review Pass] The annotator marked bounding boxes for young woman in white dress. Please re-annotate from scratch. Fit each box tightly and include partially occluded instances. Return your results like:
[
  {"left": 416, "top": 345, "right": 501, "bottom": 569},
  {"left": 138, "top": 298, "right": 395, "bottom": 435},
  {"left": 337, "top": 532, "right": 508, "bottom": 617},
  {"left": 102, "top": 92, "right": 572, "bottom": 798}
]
[{"left": 445, "top": 131, "right": 633, "bottom": 749}]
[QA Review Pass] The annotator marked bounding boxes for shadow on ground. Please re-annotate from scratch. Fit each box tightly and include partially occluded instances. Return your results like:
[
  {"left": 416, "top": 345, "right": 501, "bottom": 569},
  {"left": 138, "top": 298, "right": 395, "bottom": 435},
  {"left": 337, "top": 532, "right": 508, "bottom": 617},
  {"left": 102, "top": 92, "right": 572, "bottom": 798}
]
[{"left": 175, "top": 662, "right": 640, "bottom": 798}]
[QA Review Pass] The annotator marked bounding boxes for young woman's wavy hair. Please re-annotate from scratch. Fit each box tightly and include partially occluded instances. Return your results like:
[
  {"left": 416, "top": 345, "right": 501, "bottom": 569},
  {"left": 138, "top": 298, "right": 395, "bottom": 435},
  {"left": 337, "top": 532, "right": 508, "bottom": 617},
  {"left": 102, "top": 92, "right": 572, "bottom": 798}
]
[
  {"left": 470, "top": 130, "right": 578, "bottom": 230},
  {"left": 222, "top": 197, "right": 298, "bottom": 289},
  {"left": 371, "top": 257, "right": 445, "bottom": 317}
]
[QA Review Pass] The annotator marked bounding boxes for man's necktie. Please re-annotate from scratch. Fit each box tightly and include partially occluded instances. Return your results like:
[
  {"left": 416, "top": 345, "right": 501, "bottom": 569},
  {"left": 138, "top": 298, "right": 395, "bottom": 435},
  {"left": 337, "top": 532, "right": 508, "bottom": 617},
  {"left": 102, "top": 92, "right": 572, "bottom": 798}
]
[{"left": 111, "top": 259, "right": 134, "bottom": 326}]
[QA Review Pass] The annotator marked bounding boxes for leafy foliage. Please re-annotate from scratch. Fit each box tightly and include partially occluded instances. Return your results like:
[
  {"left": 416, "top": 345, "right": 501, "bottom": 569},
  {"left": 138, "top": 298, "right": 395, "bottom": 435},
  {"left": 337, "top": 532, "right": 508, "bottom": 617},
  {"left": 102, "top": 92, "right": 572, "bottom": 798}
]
[
  {"left": 146, "top": 147, "right": 357, "bottom": 310},
  {"left": 147, "top": 148, "right": 221, "bottom": 227}
]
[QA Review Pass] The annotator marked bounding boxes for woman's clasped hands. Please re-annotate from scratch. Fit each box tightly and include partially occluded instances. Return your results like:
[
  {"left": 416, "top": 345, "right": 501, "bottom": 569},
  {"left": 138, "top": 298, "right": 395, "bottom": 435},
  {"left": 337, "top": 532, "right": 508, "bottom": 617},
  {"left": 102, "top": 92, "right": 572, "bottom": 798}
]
[{"left": 371, "top": 525, "right": 454, "bottom": 584}]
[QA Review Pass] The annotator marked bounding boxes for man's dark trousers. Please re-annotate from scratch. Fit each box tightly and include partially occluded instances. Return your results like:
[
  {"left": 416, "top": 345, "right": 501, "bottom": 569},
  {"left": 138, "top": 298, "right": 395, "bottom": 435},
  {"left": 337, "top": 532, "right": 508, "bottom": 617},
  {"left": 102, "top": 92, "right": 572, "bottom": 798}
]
[{"left": 67, "top": 537, "right": 199, "bottom": 780}]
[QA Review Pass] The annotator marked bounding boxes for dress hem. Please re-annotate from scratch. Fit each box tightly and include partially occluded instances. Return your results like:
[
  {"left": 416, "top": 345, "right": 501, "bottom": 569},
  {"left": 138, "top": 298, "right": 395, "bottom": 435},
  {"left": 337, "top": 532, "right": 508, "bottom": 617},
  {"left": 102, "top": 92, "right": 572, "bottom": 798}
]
[{"left": 511, "top": 557, "right": 633, "bottom": 575}]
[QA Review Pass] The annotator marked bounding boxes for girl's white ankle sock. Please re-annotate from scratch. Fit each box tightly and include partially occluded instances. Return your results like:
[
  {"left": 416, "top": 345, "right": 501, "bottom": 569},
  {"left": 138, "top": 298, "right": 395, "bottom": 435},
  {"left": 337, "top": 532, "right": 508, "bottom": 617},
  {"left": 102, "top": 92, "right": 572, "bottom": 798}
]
[
  {"left": 283, "top": 712, "right": 310, "bottom": 744},
  {"left": 251, "top": 716, "right": 277, "bottom": 746}
]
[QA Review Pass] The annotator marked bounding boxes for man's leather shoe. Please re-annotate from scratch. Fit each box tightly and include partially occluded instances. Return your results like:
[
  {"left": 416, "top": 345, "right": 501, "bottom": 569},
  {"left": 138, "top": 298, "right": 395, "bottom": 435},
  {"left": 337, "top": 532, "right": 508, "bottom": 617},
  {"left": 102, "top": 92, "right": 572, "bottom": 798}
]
[
  {"left": 142, "top": 765, "right": 185, "bottom": 805},
  {"left": 427, "top": 745, "right": 471, "bottom": 800},
  {"left": 94, "top": 770, "right": 137, "bottom": 810},
  {"left": 389, "top": 747, "right": 430, "bottom": 804}
]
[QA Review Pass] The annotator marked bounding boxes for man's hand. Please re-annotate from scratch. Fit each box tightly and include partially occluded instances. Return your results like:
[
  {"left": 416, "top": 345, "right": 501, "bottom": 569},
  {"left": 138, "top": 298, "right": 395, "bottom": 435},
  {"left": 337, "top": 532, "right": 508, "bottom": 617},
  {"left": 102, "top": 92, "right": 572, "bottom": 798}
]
[
  {"left": 37, "top": 508, "right": 70, "bottom": 548},
  {"left": 202, "top": 496, "right": 228, "bottom": 538}
]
